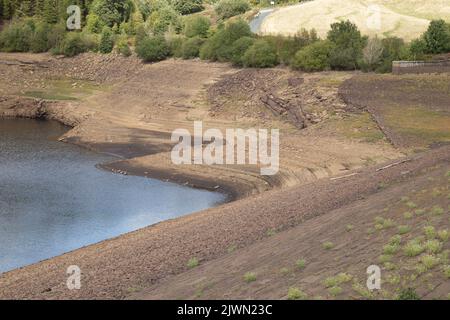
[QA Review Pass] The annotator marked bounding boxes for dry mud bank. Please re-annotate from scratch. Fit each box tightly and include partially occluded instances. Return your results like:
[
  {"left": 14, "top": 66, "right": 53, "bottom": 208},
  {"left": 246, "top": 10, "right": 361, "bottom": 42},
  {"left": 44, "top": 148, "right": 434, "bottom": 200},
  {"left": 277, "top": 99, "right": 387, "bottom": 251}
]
[{"left": 0, "top": 52, "right": 427, "bottom": 299}]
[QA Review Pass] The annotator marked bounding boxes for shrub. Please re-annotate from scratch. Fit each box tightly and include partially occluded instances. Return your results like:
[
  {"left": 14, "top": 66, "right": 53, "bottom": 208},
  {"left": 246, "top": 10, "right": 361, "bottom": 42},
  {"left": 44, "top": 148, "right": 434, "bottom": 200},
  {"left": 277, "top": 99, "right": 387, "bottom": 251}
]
[
  {"left": 229, "top": 36, "right": 255, "bottom": 66},
  {"left": 86, "top": 13, "right": 104, "bottom": 34},
  {"left": 409, "top": 38, "right": 427, "bottom": 60},
  {"left": 327, "top": 20, "right": 365, "bottom": 70},
  {"left": 242, "top": 39, "right": 278, "bottom": 68},
  {"left": 200, "top": 19, "right": 252, "bottom": 61},
  {"left": 181, "top": 36, "right": 204, "bottom": 59},
  {"left": 173, "top": 0, "right": 204, "bottom": 15},
  {"left": 62, "top": 33, "right": 87, "bottom": 57},
  {"left": 29, "top": 21, "right": 51, "bottom": 53},
  {"left": 184, "top": 15, "right": 211, "bottom": 38},
  {"left": 99, "top": 27, "right": 114, "bottom": 53},
  {"left": 376, "top": 37, "right": 409, "bottom": 73},
  {"left": 0, "top": 21, "right": 33, "bottom": 52},
  {"left": 362, "top": 37, "right": 383, "bottom": 71},
  {"left": 116, "top": 36, "right": 131, "bottom": 57},
  {"left": 291, "top": 40, "right": 333, "bottom": 72},
  {"left": 423, "top": 19, "right": 450, "bottom": 54},
  {"left": 296, "top": 259, "right": 306, "bottom": 270},
  {"left": 136, "top": 36, "right": 170, "bottom": 62},
  {"left": 167, "top": 35, "right": 185, "bottom": 58},
  {"left": 147, "top": 5, "right": 181, "bottom": 35},
  {"left": 80, "top": 32, "right": 100, "bottom": 52},
  {"left": 215, "top": 0, "right": 250, "bottom": 20}
]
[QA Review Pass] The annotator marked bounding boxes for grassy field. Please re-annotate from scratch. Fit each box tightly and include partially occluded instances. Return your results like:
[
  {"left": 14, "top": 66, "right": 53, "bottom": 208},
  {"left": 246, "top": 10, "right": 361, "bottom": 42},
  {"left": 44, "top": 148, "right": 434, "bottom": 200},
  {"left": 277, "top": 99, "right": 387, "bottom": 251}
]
[{"left": 259, "top": 0, "right": 450, "bottom": 41}]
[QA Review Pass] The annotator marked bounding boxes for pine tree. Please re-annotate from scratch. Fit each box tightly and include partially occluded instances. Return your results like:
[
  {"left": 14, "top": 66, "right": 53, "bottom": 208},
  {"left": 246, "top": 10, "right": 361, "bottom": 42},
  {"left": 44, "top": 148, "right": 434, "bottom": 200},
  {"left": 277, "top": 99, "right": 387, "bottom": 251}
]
[{"left": 43, "top": 0, "right": 58, "bottom": 23}]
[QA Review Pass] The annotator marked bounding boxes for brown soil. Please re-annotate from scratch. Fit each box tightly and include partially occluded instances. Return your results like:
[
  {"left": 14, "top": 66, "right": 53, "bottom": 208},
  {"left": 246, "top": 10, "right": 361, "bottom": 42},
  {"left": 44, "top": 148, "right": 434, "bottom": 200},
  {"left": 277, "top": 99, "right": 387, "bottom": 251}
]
[{"left": 1, "top": 52, "right": 447, "bottom": 300}]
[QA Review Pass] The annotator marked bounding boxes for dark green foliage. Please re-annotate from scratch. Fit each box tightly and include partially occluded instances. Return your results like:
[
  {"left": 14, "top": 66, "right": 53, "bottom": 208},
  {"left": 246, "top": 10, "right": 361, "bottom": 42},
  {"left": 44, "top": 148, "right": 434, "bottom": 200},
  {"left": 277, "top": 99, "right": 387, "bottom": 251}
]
[
  {"left": 229, "top": 36, "right": 254, "bottom": 66},
  {"left": 62, "top": 32, "right": 87, "bottom": 57},
  {"left": 136, "top": 36, "right": 170, "bottom": 62},
  {"left": 116, "top": 35, "right": 131, "bottom": 56},
  {"left": 184, "top": 15, "right": 211, "bottom": 38},
  {"left": 327, "top": 20, "right": 365, "bottom": 70},
  {"left": 172, "top": 0, "right": 204, "bottom": 15},
  {"left": 409, "top": 38, "right": 427, "bottom": 60},
  {"left": 397, "top": 288, "right": 420, "bottom": 300},
  {"left": 99, "top": 26, "right": 114, "bottom": 53},
  {"left": 181, "top": 36, "right": 204, "bottom": 59},
  {"left": 242, "top": 39, "right": 278, "bottom": 68},
  {"left": 265, "top": 29, "right": 318, "bottom": 65},
  {"left": 291, "top": 40, "right": 333, "bottom": 72},
  {"left": 0, "top": 20, "right": 33, "bottom": 52},
  {"left": 30, "top": 20, "right": 51, "bottom": 52},
  {"left": 167, "top": 35, "right": 185, "bottom": 57},
  {"left": 423, "top": 19, "right": 450, "bottom": 54},
  {"left": 376, "top": 37, "right": 409, "bottom": 73},
  {"left": 200, "top": 19, "right": 252, "bottom": 61},
  {"left": 91, "top": 0, "right": 133, "bottom": 28},
  {"left": 215, "top": 0, "right": 250, "bottom": 20}
]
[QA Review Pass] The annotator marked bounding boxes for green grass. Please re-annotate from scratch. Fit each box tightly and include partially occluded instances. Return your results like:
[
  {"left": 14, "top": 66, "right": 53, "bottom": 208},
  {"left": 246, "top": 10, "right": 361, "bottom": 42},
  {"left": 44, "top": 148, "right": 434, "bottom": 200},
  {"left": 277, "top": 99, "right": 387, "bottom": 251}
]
[
  {"left": 328, "top": 286, "right": 343, "bottom": 297},
  {"left": 398, "top": 225, "right": 411, "bottom": 235},
  {"left": 424, "top": 226, "right": 436, "bottom": 240},
  {"left": 438, "top": 230, "right": 449, "bottom": 242},
  {"left": 323, "top": 273, "right": 352, "bottom": 288},
  {"left": 296, "top": 259, "right": 306, "bottom": 270},
  {"left": 424, "top": 240, "right": 443, "bottom": 254},
  {"left": 287, "top": 287, "right": 307, "bottom": 300},
  {"left": 322, "top": 241, "right": 334, "bottom": 250},
  {"left": 187, "top": 257, "right": 199, "bottom": 269},
  {"left": 244, "top": 272, "right": 257, "bottom": 283},
  {"left": 404, "top": 240, "right": 425, "bottom": 257}
]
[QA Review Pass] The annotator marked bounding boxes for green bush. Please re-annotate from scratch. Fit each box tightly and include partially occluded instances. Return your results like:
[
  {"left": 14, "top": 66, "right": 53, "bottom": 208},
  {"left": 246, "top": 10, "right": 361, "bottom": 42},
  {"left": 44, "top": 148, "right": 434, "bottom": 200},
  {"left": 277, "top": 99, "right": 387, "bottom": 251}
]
[
  {"left": 423, "top": 19, "right": 450, "bottom": 54},
  {"left": 147, "top": 5, "right": 181, "bottom": 35},
  {"left": 409, "top": 38, "right": 427, "bottom": 60},
  {"left": 184, "top": 15, "right": 211, "bottom": 38},
  {"left": 172, "top": 0, "right": 204, "bottom": 15},
  {"left": 200, "top": 19, "right": 252, "bottom": 61},
  {"left": 215, "top": 0, "right": 250, "bottom": 20},
  {"left": 291, "top": 40, "right": 333, "bottom": 72},
  {"left": 30, "top": 21, "right": 51, "bottom": 53},
  {"left": 136, "top": 36, "right": 170, "bottom": 62},
  {"left": 99, "top": 27, "right": 114, "bottom": 53},
  {"left": 327, "top": 20, "right": 365, "bottom": 70},
  {"left": 229, "top": 36, "right": 255, "bottom": 66},
  {"left": 81, "top": 32, "right": 100, "bottom": 53},
  {"left": 62, "top": 33, "right": 87, "bottom": 57},
  {"left": 48, "top": 24, "right": 69, "bottom": 54},
  {"left": 181, "top": 36, "right": 204, "bottom": 59},
  {"left": 167, "top": 35, "right": 185, "bottom": 58},
  {"left": 376, "top": 37, "right": 409, "bottom": 73},
  {"left": 0, "top": 21, "right": 33, "bottom": 52},
  {"left": 86, "top": 13, "right": 105, "bottom": 34},
  {"left": 116, "top": 36, "right": 132, "bottom": 57},
  {"left": 242, "top": 39, "right": 278, "bottom": 68}
]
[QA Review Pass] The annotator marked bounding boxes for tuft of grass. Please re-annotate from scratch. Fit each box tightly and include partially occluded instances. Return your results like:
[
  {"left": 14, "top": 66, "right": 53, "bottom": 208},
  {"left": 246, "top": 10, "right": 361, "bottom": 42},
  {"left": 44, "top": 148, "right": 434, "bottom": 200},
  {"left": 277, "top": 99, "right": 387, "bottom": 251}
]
[
  {"left": 187, "top": 257, "right": 199, "bottom": 269},
  {"left": 346, "top": 224, "right": 354, "bottom": 232},
  {"left": 398, "top": 225, "right": 411, "bottom": 235},
  {"left": 424, "top": 226, "right": 436, "bottom": 239},
  {"left": 400, "top": 196, "right": 410, "bottom": 202},
  {"left": 328, "top": 286, "right": 343, "bottom": 297},
  {"left": 244, "top": 272, "right": 257, "bottom": 283},
  {"left": 403, "top": 212, "right": 413, "bottom": 219},
  {"left": 415, "top": 209, "right": 426, "bottom": 216},
  {"left": 404, "top": 240, "right": 425, "bottom": 257},
  {"left": 322, "top": 241, "right": 335, "bottom": 250},
  {"left": 431, "top": 206, "right": 444, "bottom": 216},
  {"left": 280, "top": 268, "right": 290, "bottom": 276},
  {"left": 424, "top": 240, "right": 443, "bottom": 254},
  {"left": 266, "top": 228, "right": 276, "bottom": 237},
  {"left": 443, "top": 265, "right": 450, "bottom": 279},
  {"left": 323, "top": 273, "right": 352, "bottom": 288},
  {"left": 296, "top": 259, "right": 306, "bottom": 270},
  {"left": 386, "top": 273, "right": 401, "bottom": 285},
  {"left": 374, "top": 217, "right": 395, "bottom": 230},
  {"left": 352, "top": 282, "right": 373, "bottom": 299},
  {"left": 383, "top": 243, "right": 400, "bottom": 255},
  {"left": 227, "top": 245, "right": 237, "bottom": 253},
  {"left": 418, "top": 254, "right": 440, "bottom": 271},
  {"left": 383, "top": 262, "right": 397, "bottom": 270},
  {"left": 406, "top": 201, "right": 417, "bottom": 209},
  {"left": 389, "top": 235, "right": 402, "bottom": 245},
  {"left": 438, "top": 229, "right": 449, "bottom": 242},
  {"left": 397, "top": 288, "right": 420, "bottom": 300},
  {"left": 287, "top": 287, "right": 307, "bottom": 300},
  {"left": 379, "top": 254, "right": 393, "bottom": 264}
]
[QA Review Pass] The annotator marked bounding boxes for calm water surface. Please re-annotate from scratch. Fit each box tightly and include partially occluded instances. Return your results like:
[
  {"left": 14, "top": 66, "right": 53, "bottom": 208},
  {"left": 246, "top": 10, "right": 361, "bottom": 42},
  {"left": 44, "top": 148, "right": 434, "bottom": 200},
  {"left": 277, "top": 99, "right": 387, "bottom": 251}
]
[{"left": 0, "top": 119, "right": 224, "bottom": 273}]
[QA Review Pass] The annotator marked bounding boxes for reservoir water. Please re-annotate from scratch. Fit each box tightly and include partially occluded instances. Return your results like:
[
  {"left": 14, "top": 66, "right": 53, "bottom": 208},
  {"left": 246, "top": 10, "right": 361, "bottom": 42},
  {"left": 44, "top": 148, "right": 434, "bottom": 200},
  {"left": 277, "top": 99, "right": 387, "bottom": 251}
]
[{"left": 0, "top": 119, "right": 225, "bottom": 273}]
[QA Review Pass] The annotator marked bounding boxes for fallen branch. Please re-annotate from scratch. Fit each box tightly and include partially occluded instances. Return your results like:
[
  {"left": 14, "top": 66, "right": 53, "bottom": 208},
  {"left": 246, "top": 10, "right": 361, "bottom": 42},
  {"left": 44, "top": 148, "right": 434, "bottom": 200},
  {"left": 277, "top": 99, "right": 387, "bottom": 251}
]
[
  {"left": 330, "top": 172, "right": 359, "bottom": 181},
  {"left": 376, "top": 159, "right": 411, "bottom": 172}
]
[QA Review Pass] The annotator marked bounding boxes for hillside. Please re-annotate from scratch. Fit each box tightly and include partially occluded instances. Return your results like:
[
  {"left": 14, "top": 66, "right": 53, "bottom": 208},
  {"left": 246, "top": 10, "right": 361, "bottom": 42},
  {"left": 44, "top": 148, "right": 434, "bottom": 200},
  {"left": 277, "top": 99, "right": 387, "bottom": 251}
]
[{"left": 259, "top": 0, "right": 450, "bottom": 41}]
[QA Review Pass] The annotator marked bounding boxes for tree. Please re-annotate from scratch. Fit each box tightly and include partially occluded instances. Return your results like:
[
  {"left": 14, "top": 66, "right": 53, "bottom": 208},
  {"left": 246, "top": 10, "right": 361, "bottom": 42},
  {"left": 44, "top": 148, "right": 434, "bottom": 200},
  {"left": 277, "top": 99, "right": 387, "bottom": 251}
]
[
  {"left": 184, "top": 15, "right": 210, "bottom": 38},
  {"left": 172, "top": 0, "right": 204, "bottom": 15},
  {"left": 242, "top": 39, "right": 278, "bottom": 68},
  {"left": 136, "top": 36, "right": 170, "bottom": 62},
  {"left": 327, "top": 20, "right": 365, "bottom": 70},
  {"left": 423, "top": 19, "right": 450, "bottom": 54},
  {"left": 215, "top": 0, "right": 250, "bottom": 20},
  {"left": 362, "top": 37, "right": 383, "bottom": 70},
  {"left": 292, "top": 40, "right": 333, "bottom": 72},
  {"left": 99, "top": 26, "right": 114, "bottom": 53},
  {"left": 43, "top": 0, "right": 58, "bottom": 23},
  {"left": 91, "top": 0, "right": 133, "bottom": 27}
]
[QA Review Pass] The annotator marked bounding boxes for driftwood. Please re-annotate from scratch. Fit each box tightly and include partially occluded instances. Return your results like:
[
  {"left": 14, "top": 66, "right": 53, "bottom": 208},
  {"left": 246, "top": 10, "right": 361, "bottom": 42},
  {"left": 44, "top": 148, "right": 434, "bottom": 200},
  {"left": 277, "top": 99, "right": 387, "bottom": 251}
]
[{"left": 376, "top": 159, "right": 411, "bottom": 172}]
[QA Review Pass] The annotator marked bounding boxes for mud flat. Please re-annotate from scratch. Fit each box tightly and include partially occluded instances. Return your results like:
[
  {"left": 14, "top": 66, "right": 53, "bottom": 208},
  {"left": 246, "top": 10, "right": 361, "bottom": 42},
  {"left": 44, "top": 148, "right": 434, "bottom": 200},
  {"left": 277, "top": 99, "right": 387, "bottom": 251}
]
[{"left": 3, "top": 52, "right": 440, "bottom": 299}]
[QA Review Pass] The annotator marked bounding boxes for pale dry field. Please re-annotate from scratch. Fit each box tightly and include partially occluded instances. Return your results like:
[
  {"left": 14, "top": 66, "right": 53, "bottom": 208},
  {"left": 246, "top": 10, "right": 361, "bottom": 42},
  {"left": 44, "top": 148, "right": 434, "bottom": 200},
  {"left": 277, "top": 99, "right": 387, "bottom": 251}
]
[{"left": 259, "top": 0, "right": 450, "bottom": 41}]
